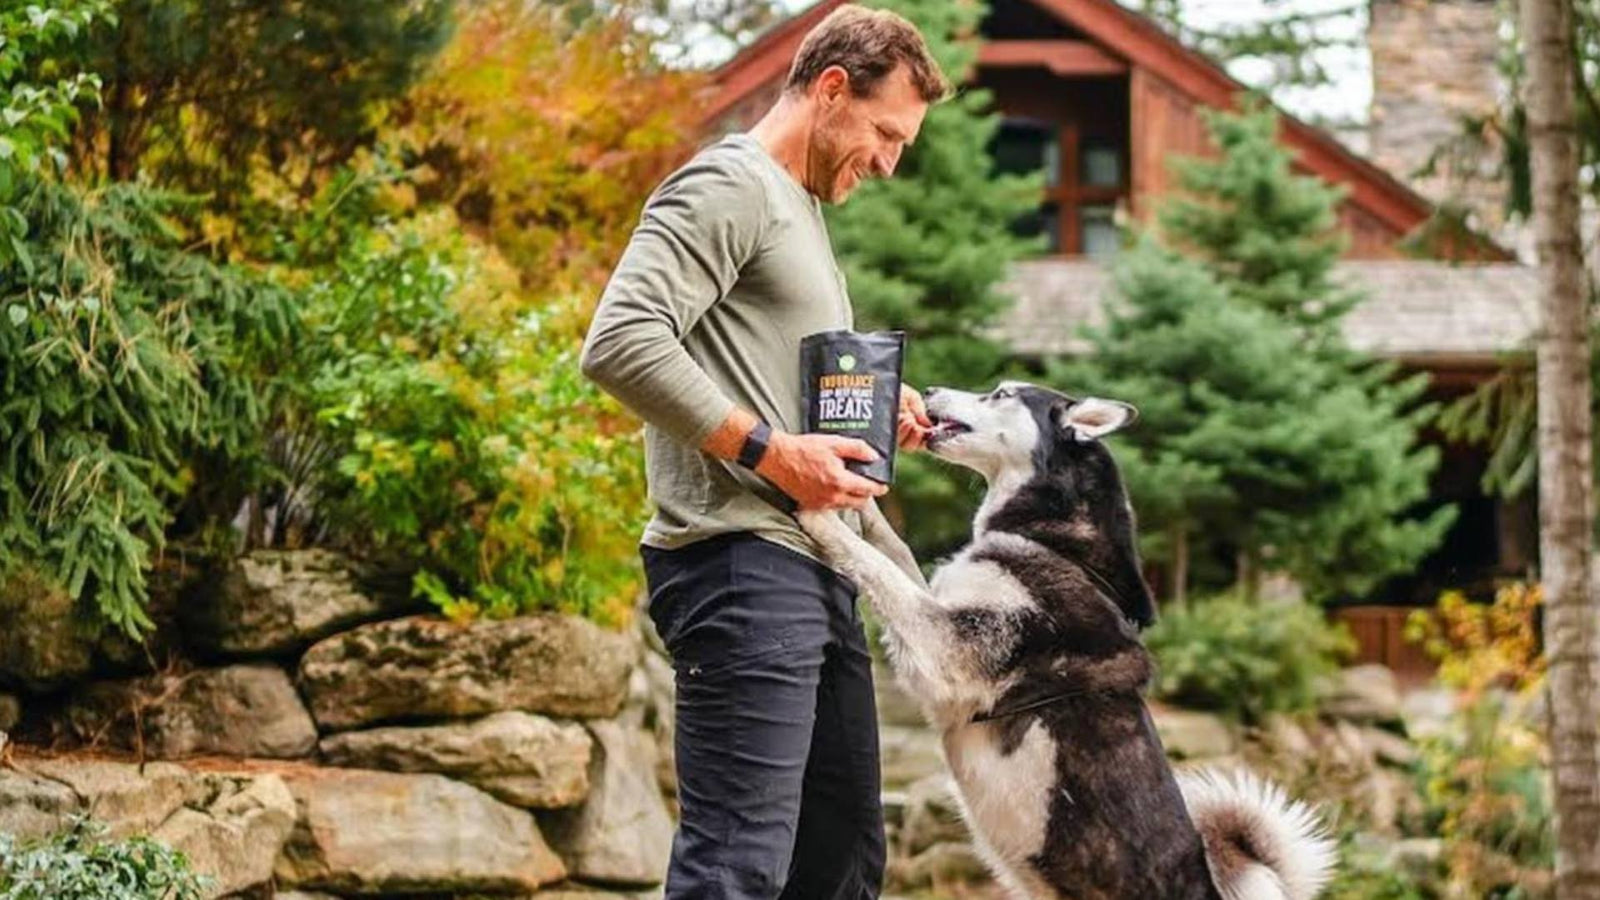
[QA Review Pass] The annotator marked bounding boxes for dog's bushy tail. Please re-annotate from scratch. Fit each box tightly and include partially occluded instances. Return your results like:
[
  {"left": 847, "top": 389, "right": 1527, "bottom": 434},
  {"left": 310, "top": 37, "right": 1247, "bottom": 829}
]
[{"left": 1176, "top": 767, "right": 1337, "bottom": 900}]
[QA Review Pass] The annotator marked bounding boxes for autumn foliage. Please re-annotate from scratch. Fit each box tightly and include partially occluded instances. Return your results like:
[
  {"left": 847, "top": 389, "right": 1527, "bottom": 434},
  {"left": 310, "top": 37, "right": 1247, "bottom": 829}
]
[
  {"left": 5, "top": 0, "right": 706, "bottom": 635},
  {"left": 1404, "top": 585, "right": 1554, "bottom": 896},
  {"left": 1406, "top": 583, "right": 1545, "bottom": 700},
  {"left": 395, "top": 0, "right": 703, "bottom": 291},
  {"left": 299, "top": 2, "right": 708, "bottom": 625}
]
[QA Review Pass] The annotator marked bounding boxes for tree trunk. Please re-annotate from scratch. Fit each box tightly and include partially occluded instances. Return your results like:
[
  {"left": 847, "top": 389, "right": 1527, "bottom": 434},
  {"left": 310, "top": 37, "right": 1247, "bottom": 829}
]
[
  {"left": 1235, "top": 546, "right": 1261, "bottom": 599},
  {"left": 106, "top": 24, "right": 131, "bottom": 182},
  {"left": 1169, "top": 521, "right": 1189, "bottom": 608},
  {"left": 1522, "top": 0, "right": 1600, "bottom": 891}
]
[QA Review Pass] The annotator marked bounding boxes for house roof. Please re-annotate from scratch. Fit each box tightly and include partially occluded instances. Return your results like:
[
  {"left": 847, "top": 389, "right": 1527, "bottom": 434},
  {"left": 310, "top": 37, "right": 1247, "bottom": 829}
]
[
  {"left": 705, "top": 0, "right": 1494, "bottom": 253},
  {"left": 997, "top": 259, "right": 1541, "bottom": 364}
]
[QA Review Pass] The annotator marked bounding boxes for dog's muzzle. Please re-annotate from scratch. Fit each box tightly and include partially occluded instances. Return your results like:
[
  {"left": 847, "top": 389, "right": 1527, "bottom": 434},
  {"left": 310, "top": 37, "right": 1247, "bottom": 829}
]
[{"left": 925, "top": 414, "right": 971, "bottom": 448}]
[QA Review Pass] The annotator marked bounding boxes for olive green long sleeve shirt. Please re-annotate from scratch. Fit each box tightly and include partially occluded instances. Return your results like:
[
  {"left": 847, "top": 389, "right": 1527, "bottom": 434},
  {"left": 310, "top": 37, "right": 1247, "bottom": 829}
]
[{"left": 581, "top": 132, "right": 923, "bottom": 583}]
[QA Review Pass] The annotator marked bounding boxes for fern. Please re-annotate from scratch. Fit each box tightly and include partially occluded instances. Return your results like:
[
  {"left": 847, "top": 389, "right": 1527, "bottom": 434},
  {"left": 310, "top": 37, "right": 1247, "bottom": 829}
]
[{"left": 0, "top": 179, "right": 295, "bottom": 637}]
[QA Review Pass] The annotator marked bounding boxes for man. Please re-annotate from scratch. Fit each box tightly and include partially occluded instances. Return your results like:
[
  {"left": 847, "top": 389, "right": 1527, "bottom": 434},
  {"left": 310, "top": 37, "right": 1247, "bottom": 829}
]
[{"left": 580, "top": 6, "right": 950, "bottom": 898}]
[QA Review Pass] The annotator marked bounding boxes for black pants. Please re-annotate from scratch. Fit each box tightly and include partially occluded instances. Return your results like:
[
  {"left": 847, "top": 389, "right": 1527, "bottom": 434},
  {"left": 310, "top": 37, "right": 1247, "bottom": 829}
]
[{"left": 642, "top": 533, "right": 886, "bottom": 900}]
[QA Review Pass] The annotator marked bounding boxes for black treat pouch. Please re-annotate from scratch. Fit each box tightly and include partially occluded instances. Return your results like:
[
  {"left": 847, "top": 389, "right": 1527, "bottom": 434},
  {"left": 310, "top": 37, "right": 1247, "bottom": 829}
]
[{"left": 800, "top": 329, "right": 906, "bottom": 484}]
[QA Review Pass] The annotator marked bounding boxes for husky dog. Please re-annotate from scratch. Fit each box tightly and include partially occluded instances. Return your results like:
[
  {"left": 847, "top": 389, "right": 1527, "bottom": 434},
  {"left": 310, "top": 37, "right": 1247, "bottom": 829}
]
[{"left": 797, "top": 382, "right": 1336, "bottom": 900}]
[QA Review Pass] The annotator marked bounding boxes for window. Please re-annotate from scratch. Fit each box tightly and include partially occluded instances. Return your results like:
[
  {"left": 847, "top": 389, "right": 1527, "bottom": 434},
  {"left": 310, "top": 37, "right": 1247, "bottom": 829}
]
[
  {"left": 1081, "top": 205, "right": 1119, "bottom": 260},
  {"left": 1081, "top": 139, "right": 1121, "bottom": 188},
  {"left": 993, "top": 119, "right": 1060, "bottom": 188},
  {"left": 1007, "top": 200, "right": 1059, "bottom": 251},
  {"left": 990, "top": 118, "right": 1128, "bottom": 257}
]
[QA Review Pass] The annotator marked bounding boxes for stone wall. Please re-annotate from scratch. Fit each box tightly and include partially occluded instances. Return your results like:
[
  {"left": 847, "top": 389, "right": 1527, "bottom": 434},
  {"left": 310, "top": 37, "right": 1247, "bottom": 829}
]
[
  {"left": 3, "top": 550, "right": 1439, "bottom": 899},
  {"left": 0, "top": 550, "right": 676, "bottom": 899}
]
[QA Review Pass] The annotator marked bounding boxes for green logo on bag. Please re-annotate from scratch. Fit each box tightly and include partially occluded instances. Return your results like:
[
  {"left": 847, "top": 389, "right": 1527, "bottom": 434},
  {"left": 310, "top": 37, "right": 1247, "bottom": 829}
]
[{"left": 838, "top": 353, "right": 856, "bottom": 372}]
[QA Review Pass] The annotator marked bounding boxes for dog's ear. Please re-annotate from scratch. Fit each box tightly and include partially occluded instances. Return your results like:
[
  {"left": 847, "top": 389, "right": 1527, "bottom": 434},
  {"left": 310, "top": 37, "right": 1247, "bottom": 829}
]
[{"left": 1055, "top": 397, "right": 1138, "bottom": 442}]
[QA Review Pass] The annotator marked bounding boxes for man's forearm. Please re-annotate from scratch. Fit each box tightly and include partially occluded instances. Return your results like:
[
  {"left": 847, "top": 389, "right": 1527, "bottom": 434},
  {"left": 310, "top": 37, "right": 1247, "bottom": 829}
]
[{"left": 579, "top": 149, "right": 776, "bottom": 450}]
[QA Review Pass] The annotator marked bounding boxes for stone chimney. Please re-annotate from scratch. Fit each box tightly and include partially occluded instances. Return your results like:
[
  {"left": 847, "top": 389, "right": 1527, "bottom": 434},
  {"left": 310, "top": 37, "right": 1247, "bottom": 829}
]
[{"left": 1367, "top": 0, "right": 1508, "bottom": 231}]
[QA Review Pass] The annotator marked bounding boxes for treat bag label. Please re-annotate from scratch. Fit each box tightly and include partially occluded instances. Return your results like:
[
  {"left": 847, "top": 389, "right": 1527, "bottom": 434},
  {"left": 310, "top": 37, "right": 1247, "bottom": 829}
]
[{"left": 801, "top": 330, "right": 904, "bottom": 485}]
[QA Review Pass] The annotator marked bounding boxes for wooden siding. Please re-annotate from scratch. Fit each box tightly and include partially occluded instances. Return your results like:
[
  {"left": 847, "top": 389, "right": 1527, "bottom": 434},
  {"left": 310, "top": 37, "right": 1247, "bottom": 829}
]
[
  {"left": 704, "top": 0, "right": 1513, "bottom": 260},
  {"left": 1340, "top": 204, "right": 1407, "bottom": 258},
  {"left": 1129, "top": 68, "right": 1208, "bottom": 220},
  {"left": 1331, "top": 606, "right": 1438, "bottom": 686},
  {"left": 703, "top": 0, "right": 847, "bottom": 123},
  {"left": 978, "top": 40, "right": 1128, "bottom": 77},
  {"left": 1130, "top": 67, "right": 1408, "bottom": 257},
  {"left": 710, "top": 81, "right": 780, "bottom": 135}
]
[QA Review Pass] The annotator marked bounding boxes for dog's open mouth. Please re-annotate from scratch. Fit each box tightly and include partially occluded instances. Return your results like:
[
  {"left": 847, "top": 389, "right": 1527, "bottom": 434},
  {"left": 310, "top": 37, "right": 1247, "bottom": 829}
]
[{"left": 926, "top": 415, "right": 972, "bottom": 446}]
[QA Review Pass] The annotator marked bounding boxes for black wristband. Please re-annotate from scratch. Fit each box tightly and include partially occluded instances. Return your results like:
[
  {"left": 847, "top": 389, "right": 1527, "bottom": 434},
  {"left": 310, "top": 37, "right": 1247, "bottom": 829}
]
[{"left": 737, "top": 420, "right": 773, "bottom": 470}]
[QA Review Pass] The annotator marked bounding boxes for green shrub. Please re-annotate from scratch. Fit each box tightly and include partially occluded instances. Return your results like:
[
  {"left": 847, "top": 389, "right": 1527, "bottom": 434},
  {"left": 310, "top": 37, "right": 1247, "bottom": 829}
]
[
  {"left": 1324, "top": 837, "right": 1433, "bottom": 900},
  {"left": 1144, "top": 591, "right": 1355, "bottom": 722},
  {"left": 1399, "top": 583, "right": 1553, "bottom": 897},
  {"left": 297, "top": 202, "right": 647, "bottom": 627},
  {"left": 0, "top": 180, "right": 296, "bottom": 637},
  {"left": 0, "top": 0, "right": 294, "bottom": 639},
  {"left": 0, "top": 0, "right": 112, "bottom": 266},
  {"left": 1411, "top": 691, "right": 1553, "bottom": 898},
  {"left": 0, "top": 814, "right": 213, "bottom": 900}
]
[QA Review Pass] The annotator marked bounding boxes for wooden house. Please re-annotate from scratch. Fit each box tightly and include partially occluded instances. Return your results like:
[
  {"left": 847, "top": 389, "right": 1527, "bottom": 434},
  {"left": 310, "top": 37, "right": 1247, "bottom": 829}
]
[{"left": 704, "top": 0, "right": 1541, "bottom": 678}]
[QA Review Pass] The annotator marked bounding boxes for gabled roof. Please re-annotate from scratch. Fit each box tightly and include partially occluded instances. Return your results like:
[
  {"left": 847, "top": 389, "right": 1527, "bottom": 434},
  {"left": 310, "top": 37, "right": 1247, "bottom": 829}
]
[
  {"left": 707, "top": 0, "right": 852, "bottom": 122},
  {"left": 998, "top": 258, "right": 1539, "bottom": 364},
  {"left": 705, "top": 0, "right": 1486, "bottom": 252}
]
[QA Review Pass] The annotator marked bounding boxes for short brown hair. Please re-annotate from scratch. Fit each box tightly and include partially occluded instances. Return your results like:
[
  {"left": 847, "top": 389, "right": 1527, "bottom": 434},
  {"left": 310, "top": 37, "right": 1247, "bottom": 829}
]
[{"left": 785, "top": 4, "right": 951, "bottom": 103}]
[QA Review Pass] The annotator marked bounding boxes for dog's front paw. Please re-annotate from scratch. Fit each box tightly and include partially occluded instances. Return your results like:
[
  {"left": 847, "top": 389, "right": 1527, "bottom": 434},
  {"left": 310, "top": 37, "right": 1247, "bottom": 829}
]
[{"left": 796, "top": 509, "right": 854, "bottom": 559}]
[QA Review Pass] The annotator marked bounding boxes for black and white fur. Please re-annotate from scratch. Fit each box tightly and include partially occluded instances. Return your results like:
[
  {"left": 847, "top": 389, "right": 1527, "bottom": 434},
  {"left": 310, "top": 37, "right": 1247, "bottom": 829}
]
[{"left": 798, "top": 382, "right": 1335, "bottom": 900}]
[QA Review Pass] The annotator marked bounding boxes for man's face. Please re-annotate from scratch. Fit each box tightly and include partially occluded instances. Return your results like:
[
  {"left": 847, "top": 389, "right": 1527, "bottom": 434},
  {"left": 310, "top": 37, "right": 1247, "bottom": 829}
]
[{"left": 809, "top": 64, "right": 928, "bottom": 203}]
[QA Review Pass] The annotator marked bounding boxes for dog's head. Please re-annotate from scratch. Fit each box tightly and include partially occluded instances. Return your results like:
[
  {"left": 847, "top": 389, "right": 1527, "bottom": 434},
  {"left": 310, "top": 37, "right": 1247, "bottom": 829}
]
[
  {"left": 923, "top": 381, "right": 1155, "bottom": 627},
  {"left": 922, "top": 381, "right": 1137, "bottom": 477}
]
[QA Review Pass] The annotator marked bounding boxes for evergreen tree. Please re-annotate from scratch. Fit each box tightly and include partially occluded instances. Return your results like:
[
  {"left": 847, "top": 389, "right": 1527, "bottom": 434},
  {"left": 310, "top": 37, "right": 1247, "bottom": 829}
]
[
  {"left": 1059, "top": 105, "right": 1454, "bottom": 602},
  {"left": 1158, "top": 103, "right": 1358, "bottom": 342},
  {"left": 826, "top": 0, "right": 1041, "bottom": 554}
]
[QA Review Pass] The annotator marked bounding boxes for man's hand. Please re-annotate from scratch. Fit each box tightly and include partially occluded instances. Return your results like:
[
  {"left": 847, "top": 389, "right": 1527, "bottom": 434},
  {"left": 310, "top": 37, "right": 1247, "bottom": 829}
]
[
  {"left": 757, "top": 431, "right": 889, "bottom": 510},
  {"left": 897, "top": 384, "right": 933, "bottom": 452}
]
